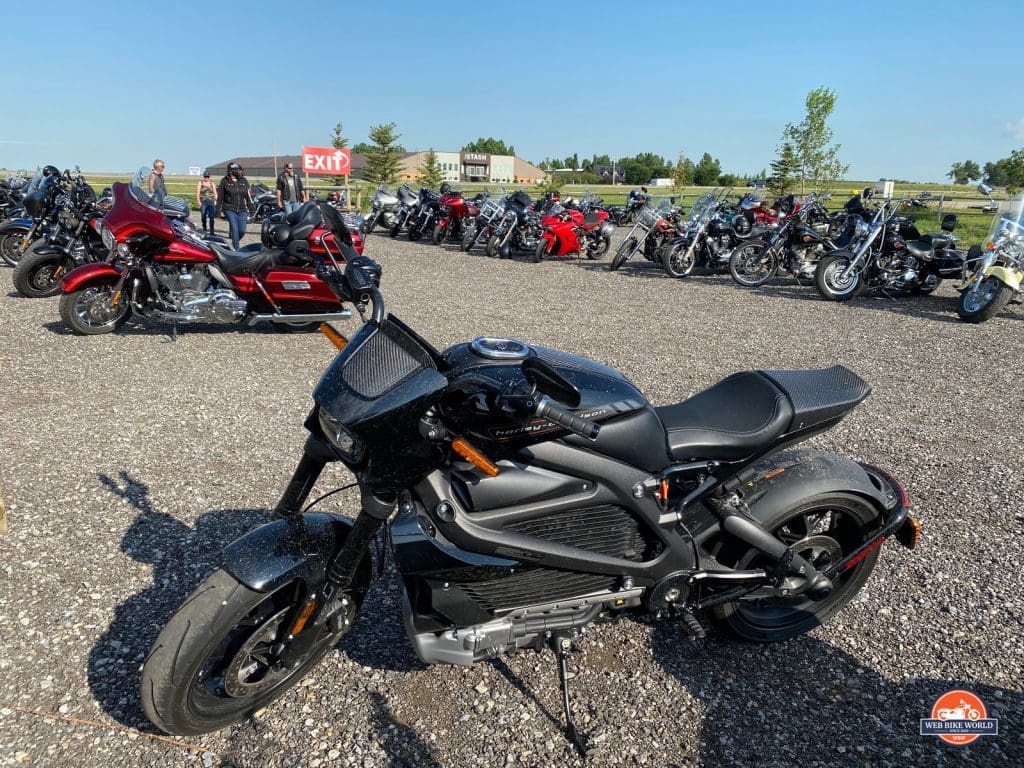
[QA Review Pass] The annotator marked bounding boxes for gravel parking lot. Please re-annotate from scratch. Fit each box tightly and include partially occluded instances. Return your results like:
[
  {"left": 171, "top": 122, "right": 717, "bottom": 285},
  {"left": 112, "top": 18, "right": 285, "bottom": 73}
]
[{"left": 0, "top": 226, "right": 1022, "bottom": 768}]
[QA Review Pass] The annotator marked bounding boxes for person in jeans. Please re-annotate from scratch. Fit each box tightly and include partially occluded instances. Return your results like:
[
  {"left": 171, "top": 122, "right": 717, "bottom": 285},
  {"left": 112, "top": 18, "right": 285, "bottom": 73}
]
[
  {"left": 216, "top": 162, "right": 253, "bottom": 249},
  {"left": 275, "top": 162, "right": 305, "bottom": 214},
  {"left": 148, "top": 159, "right": 167, "bottom": 205},
  {"left": 195, "top": 170, "right": 218, "bottom": 236}
]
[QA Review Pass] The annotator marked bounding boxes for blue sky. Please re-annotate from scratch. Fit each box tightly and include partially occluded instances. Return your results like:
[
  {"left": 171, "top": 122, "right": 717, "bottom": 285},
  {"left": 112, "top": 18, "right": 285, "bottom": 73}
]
[{"left": 1, "top": 0, "right": 1021, "bottom": 182}]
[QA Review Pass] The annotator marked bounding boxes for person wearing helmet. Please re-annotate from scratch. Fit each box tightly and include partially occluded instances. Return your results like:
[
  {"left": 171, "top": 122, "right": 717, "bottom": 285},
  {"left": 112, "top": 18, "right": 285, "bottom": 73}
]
[
  {"left": 42, "top": 165, "right": 60, "bottom": 178},
  {"left": 275, "top": 162, "right": 306, "bottom": 215},
  {"left": 439, "top": 182, "right": 452, "bottom": 196},
  {"left": 217, "top": 162, "right": 254, "bottom": 249}
]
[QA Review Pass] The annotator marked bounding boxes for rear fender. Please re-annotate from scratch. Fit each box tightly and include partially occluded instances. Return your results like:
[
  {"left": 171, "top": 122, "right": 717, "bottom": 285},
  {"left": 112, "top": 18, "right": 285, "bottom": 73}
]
[
  {"left": 60, "top": 262, "right": 122, "bottom": 293},
  {"left": 739, "top": 448, "right": 894, "bottom": 524},
  {"left": 222, "top": 512, "right": 372, "bottom": 595}
]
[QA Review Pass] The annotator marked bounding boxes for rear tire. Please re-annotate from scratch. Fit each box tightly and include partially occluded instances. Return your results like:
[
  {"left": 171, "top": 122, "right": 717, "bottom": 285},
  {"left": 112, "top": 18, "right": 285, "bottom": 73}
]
[
  {"left": 815, "top": 253, "right": 864, "bottom": 301},
  {"left": 141, "top": 570, "right": 356, "bottom": 736},
  {"left": 609, "top": 237, "right": 637, "bottom": 271},
  {"left": 272, "top": 320, "right": 321, "bottom": 333},
  {"left": 956, "top": 276, "right": 1014, "bottom": 323},
  {"left": 13, "top": 247, "right": 69, "bottom": 298},
  {"left": 729, "top": 242, "right": 777, "bottom": 287},
  {"left": 712, "top": 493, "right": 882, "bottom": 642},
  {"left": 59, "top": 285, "right": 130, "bottom": 335}
]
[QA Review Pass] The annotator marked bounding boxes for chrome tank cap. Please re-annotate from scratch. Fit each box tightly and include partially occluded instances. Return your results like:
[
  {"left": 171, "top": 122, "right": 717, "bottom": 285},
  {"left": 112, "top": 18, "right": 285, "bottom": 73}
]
[{"left": 469, "top": 337, "right": 530, "bottom": 360}]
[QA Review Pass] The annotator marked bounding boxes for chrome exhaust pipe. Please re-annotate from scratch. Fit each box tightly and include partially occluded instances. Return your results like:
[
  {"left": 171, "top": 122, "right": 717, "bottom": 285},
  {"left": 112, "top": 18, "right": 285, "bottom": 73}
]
[{"left": 248, "top": 310, "right": 353, "bottom": 326}]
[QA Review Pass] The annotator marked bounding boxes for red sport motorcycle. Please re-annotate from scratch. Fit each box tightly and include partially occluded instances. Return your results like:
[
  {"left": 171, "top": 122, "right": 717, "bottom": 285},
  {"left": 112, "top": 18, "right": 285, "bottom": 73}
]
[
  {"left": 533, "top": 203, "right": 614, "bottom": 262},
  {"left": 58, "top": 180, "right": 354, "bottom": 335},
  {"left": 431, "top": 189, "right": 484, "bottom": 245}
]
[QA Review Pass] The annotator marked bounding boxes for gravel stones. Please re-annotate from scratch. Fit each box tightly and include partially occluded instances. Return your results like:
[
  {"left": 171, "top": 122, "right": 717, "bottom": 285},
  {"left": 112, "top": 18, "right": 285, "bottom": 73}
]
[{"left": 0, "top": 229, "right": 1021, "bottom": 766}]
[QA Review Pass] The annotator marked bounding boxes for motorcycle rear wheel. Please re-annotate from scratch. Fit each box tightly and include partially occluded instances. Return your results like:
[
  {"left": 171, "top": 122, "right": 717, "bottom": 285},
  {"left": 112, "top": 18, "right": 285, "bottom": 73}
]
[
  {"left": 13, "top": 247, "right": 69, "bottom": 298},
  {"left": 956, "top": 276, "right": 1014, "bottom": 323},
  {"left": 609, "top": 237, "right": 636, "bottom": 271},
  {"left": 141, "top": 570, "right": 355, "bottom": 736},
  {"left": 713, "top": 493, "right": 881, "bottom": 642},
  {"left": 59, "top": 285, "right": 130, "bottom": 335},
  {"left": 729, "top": 242, "right": 777, "bottom": 287}
]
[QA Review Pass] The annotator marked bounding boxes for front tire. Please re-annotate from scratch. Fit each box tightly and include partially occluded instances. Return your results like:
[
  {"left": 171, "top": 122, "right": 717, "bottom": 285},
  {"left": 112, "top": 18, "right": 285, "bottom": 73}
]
[
  {"left": 590, "top": 235, "right": 610, "bottom": 259},
  {"left": 13, "top": 248, "right": 70, "bottom": 298},
  {"left": 141, "top": 570, "right": 355, "bottom": 736},
  {"left": 388, "top": 221, "right": 401, "bottom": 238},
  {"left": 59, "top": 285, "right": 130, "bottom": 335},
  {"left": 956, "top": 276, "right": 1014, "bottom": 323},
  {"left": 533, "top": 238, "right": 549, "bottom": 263},
  {"left": 485, "top": 234, "right": 500, "bottom": 258},
  {"left": 815, "top": 253, "right": 864, "bottom": 301},
  {"left": 660, "top": 242, "right": 696, "bottom": 278},
  {"left": 713, "top": 493, "right": 882, "bottom": 642},
  {"left": 0, "top": 230, "right": 28, "bottom": 266},
  {"left": 460, "top": 223, "right": 479, "bottom": 252},
  {"left": 431, "top": 223, "right": 445, "bottom": 246},
  {"left": 609, "top": 237, "right": 637, "bottom": 271},
  {"left": 729, "top": 242, "right": 777, "bottom": 287}
]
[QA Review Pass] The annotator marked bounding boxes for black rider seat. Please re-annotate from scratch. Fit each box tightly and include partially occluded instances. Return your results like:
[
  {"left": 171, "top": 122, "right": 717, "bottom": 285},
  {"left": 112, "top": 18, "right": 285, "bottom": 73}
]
[
  {"left": 209, "top": 242, "right": 275, "bottom": 274},
  {"left": 905, "top": 240, "right": 934, "bottom": 260},
  {"left": 921, "top": 233, "right": 952, "bottom": 251},
  {"left": 655, "top": 366, "right": 869, "bottom": 461}
]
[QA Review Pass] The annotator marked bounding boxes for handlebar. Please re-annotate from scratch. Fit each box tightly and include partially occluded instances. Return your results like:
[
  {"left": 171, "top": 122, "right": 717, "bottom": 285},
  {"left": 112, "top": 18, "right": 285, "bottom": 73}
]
[{"left": 534, "top": 395, "right": 600, "bottom": 440}]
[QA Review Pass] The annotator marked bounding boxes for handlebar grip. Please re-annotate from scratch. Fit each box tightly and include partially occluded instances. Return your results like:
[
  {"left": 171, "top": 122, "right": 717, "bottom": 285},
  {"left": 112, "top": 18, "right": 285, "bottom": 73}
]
[{"left": 535, "top": 395, "right": 600, "bottom": 440}]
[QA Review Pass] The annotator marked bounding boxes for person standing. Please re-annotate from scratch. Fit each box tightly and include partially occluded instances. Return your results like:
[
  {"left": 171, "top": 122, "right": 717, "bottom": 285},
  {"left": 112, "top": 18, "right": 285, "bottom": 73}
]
[
  {"left": 148, "top": 159, "right": 167, "bottom": 204},
  {"left": 275, "top": 162, "right": 305, "bottom": 214},
  {"left": 216, "top": 162, "right": 253, "bottom": 249},
  {"left": 195, "top": 170, "right": 218, "bottom": 236}
]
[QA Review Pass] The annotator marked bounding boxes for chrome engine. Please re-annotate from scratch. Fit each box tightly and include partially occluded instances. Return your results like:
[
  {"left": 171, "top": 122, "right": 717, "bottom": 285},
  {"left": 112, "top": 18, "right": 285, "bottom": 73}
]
[
  {"left": 151, "top": 265, "right": 247, "bottom": 322},
  {"left": 878, "top": 252, "right": 918, "bottom": 286}
]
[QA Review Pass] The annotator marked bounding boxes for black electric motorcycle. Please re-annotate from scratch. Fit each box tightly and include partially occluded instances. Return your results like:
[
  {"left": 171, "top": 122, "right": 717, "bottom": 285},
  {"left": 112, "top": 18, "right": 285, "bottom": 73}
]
[
  {"left": 141, "top": 252, "right": 919, "bottom": 751},
  {"left": 12, "top": 176, "right": 110, "bottom": 298}
]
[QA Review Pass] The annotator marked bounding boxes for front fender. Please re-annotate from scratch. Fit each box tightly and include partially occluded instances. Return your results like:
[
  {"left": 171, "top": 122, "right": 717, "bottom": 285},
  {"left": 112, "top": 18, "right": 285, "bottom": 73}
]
[
  {"left": 740, "top": 448, "right": 895, "bottom": 524},
  {"left": 222, "top": 512, "right": 372, "bottom": 595},
  {"left": 0, "top": 217, "right": 32, "bottom": 233},
  {"left": 983, "top": 265, "right": 1022, "bottom": 292},
  {"left": 60, "top": 262, "right": 122, "bottom": 293},
  {"left": 29, "top": 244, "right": 64, "bottom": 256}
]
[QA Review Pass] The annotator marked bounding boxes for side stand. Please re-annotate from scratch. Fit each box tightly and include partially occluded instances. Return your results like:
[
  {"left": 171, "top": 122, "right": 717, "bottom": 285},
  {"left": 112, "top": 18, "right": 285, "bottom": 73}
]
[{"left": 552, "top": 633, "right": 587, "bottom": 757}]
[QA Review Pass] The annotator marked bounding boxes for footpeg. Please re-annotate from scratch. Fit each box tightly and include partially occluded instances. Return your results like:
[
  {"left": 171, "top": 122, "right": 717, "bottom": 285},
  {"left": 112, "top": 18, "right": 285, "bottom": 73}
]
[{"left": 679, "top": 610, "right": 706, "bottom": 639}]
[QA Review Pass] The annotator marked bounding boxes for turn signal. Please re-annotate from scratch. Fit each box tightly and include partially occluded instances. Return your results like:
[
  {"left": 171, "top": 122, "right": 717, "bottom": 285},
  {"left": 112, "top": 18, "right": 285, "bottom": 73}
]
[
  {"left": 896, "top": 515, "right": 922, "bottom": 550},
  {"left": 290, "top": 599, "right": 319, "bottom": 636},
  {"left": 319, "top": 323, "right": 348, "bottom": 350},
  {"left": 451, "top": 437, "right": 500, "bottom": 477}
]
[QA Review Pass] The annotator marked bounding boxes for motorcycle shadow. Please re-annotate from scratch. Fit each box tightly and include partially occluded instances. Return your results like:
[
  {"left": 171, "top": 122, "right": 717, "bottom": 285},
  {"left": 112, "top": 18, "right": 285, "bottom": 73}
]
[
  {"left": 42, "top": 318, "right": 287, "bottom": 338},
  {"left": 87, "top": 469, "right": 272, "bottom": 731},
  {"left": 648, "top": 622, "right": 1022, "bottom": 765},
  {"left": 742, "top": 282, "right": 967, "bottom": 324}
]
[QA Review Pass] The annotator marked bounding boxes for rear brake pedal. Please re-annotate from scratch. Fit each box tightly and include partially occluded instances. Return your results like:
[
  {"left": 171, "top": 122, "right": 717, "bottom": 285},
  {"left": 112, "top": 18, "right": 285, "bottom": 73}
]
[{"left": 679, "top": 609, "right": 706, "bottom": 639}]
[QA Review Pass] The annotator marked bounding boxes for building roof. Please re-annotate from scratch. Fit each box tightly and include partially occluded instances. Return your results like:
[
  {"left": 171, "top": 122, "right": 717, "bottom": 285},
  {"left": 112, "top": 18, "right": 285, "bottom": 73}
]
[{"left": 514, "top": 157, "right": 546, "bottom": 177}]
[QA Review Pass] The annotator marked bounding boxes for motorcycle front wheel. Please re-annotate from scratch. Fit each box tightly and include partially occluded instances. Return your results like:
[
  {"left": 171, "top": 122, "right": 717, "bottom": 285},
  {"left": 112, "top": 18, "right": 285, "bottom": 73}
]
[
  {"left": 141, "top": 570, "right": 356, "bottom": 736},
  {"left": 956, "top": 276, "right": 1014, "bottom": 323},
  {"left": 660, "top": 242, "right": 696, "bottom": 279},
  {"left": 460, "top": 224, "right": 479, "bottom": 252},
  {"left": 590, "top": 235, "right": 610, "bottom": 259},
  {"left": 388, "top": 221, "right": 401, "bottom": 238},
  {"left": 729, "top": 242, "right": 777, "bottom": 287},
  {"left": 59, "top": 285, "right": 130, "bottom": 335},
  {"left": 713, "top": 493, "right": 881, "bottom": 642},
  {"left": 431, "top": 223, "right": 445, "bottom": 246},
  {"left": 0, "top": 230, "right": 29, "bottom": 266},
  {"left": 12, "top": 247, "right": 70, "bottom": 298},
  {"left": 608, "top": 237, "right": 637, "bottom": 271},
  {"left": 485, "top": 234, "right": 501, "bottom": 258},
  {"left": 533, "top": 239, "right": 549, "bottom": 263},
  {"left": 815, "top": 254, "right": 864, "bottom": 301}
]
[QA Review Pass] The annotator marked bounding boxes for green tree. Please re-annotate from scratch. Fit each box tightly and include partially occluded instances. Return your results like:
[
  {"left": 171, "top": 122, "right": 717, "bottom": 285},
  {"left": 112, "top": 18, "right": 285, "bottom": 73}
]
[
  {"left": 462, "top": 137, "right": 516, "bottom": 156},
  {"left": 769, "top": 142, "right": 800, "bottom": 196},
  {"left": 962, "top": 160, "right": 982, "bottom": 183},
  {"left": 418, "top": 148, "right": 444, "bottom": 190},
  {"left": 692, "top": 153, "right": 722, "bottom": 186},
  {"left": 782, "top": 87, "right": 849, "bottom": 193},
  {"left": 949, "top": 160, "right": 982, "bottom": 185},
  {"left": 718, "top": 173, "right": 740, "bottom": 186},
  {"left": 364, "top": 122, "right": 403, "bottom": 186},
  {"left": 350, "top": 142, "right": 374, "bottom": 156},
  {"left": 672, "top": 150, "right": 692, "bottom": 188},
  {"left": 329, "top": 122, "right": 349, "bottom": 185},
  {"left": 984, "top": 149, "right": 1024, "bottom": 191}
]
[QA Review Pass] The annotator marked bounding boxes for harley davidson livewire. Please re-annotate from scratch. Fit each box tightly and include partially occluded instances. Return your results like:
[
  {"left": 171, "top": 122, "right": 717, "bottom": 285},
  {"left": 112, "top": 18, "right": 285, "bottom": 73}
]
[{"left": 141, "top": 252, "right": 920, "bottom": 750}]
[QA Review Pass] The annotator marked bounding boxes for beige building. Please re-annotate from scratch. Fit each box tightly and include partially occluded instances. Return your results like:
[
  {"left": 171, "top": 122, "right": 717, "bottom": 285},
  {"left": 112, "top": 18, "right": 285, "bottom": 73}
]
[{"left": 398, "top": 150, "right": 547, "bottom": 185}]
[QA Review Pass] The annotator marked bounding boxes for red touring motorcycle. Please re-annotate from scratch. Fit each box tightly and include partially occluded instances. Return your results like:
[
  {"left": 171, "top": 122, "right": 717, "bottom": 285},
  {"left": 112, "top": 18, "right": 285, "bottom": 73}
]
[
  {"left": 432, "top": 188, "right": 484, "bottom": 245},
  {"left": 534, "top": 203, "right": 614, "bottom": 262},
  {"left": 58, "top": 180, "right": 354, "bottom": 335}
]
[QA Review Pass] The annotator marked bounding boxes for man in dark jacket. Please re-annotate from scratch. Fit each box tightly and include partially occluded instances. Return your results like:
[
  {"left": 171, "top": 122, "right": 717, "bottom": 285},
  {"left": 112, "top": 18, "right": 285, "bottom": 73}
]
[
  {"left": 275, "top": 162, "right": 306, "bottom": 214},
  {"left": 216, "top": 162, "right": 253, "bottom": 249}
]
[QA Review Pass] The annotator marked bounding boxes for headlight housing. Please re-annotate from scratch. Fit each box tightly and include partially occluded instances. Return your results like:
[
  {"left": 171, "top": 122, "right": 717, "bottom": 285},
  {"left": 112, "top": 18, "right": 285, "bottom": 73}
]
[
  {"left": 100, "top": 223, "right": 116, "bottom": 252},
  {"left": 318, "top": 408, "right": 366, "bottom": 463}
]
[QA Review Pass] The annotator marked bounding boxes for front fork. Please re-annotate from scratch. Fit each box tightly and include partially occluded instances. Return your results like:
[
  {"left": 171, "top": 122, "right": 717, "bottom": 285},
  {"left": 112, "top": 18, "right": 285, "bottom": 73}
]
[{"left": 274, "top": 436, "right": 394, "bottom": 665}]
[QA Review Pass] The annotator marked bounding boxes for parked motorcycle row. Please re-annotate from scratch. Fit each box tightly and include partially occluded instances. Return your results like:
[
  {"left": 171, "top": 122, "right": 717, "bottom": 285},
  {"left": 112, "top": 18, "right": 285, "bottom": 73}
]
[
  {"left": 366, "top": 179, "right": 1023, "bottom": 324},
  {"left": 0, "top": 166, "right": 368, "bottom": 334}
]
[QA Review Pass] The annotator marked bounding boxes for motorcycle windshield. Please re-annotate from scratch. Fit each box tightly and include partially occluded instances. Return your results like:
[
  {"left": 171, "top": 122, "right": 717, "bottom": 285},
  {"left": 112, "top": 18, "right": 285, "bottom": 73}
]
[
  {"left": 686, "top": 195, "right": 716, "bottom": 224},
  {"left": 22, "top": 169, "right": 44, "bottom": 194},
  {"left": 986, "top": 195, "right": 1024, "bottom": 245},
  {"left": 105, "top": 181, "right": 174, "bottom": 241}
]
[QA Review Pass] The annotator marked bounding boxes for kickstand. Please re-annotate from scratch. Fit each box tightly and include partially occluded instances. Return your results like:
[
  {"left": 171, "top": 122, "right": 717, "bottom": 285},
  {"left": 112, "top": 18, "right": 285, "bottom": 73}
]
[
  {"left": 552, "top": 634, "right": 587, "bottom": 757},
  {"left": 171, "top": 320, "right": 178, "bottom": 342}
]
